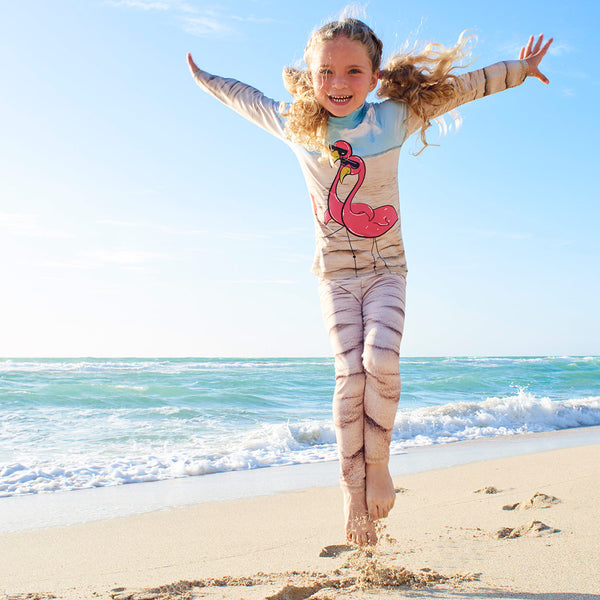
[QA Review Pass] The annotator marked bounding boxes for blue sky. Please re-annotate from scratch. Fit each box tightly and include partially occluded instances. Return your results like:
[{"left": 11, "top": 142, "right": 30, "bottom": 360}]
[{"left": 0, "top": 0, "right": 598, "bottom": 357}]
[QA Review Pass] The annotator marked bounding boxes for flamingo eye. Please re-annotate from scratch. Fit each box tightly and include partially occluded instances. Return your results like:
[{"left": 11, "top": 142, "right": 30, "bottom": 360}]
[{"left": 332, "top": 144, "right": 347, "bottom": 156}]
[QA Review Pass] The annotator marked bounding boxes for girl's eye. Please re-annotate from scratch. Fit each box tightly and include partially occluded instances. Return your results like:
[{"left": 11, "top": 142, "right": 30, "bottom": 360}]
[
  {"left": 319, "top": 68, "right": 331, "bottom": 75},
  {"left": 349, "top": 69, "right": 362, "bottom": 74}
]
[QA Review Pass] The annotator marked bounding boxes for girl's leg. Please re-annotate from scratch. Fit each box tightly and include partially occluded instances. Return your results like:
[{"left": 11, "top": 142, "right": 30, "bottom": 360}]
[
  {"left": 361, "top": 274, "right": 406, "bottom": 520},
  {"left": 318, "top": 278, "right": 375, "bottom": 545}
]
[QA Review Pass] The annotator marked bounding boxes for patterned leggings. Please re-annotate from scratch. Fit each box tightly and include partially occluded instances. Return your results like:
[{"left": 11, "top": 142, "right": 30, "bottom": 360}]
[{"left": 319, "top": 273, "right": 406, "bottom": 492}]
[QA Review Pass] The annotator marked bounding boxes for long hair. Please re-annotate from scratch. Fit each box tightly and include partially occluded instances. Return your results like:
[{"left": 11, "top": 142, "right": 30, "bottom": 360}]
[
  {"left": 282, "top": 18, "right": 473, "bottom": 159},
  {"left": 378, "top": 32, "right": 473, "bottom": 153}
]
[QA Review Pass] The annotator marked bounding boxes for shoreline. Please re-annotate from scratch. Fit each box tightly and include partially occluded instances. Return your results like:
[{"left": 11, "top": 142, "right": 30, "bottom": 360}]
[
  {"left": 1, "top": 425, "right": 599, "bottom": 534},
  {"left": 0, "top": 433, "right": 598, "bottom": 599}
]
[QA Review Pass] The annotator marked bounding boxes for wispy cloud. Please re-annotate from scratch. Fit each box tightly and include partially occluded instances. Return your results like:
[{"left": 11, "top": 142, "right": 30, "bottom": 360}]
[
  {"left": 106, "top": 0, "right": 171, "bottom": 9},
  {"left": 84, "top": 249, "right": 166, "bottom": 265},
  {"left": 0, "top": 213, "right": 72, "bottom": 239},
  {"left": 107, "top": 0, "right": 281, "bottom": 38},
  {"left": 217, "top": 279, "right": 298, "bottom": 285},
  {"left": 498, "top": 36, "right": 572, "bottom": 61},
  {"left": 97, "top": 219, "right": 207, "bottom": 235},
  {"left": 39, "top": 248, "right": 167, "bottom": 271},
  {"left": 230, "top": 14, "right": 280, "bottom": 25},
  {"left": 181, "top": 14, "right": 233, "bottom": 37},
  {"left": 97, "top": 218, "right": 283, "bottom": 241},
  {"left": 548, "top": 40, "right": 573, "bottom": 57},
  {"left": 275, "top": 252, "right": 314, "bottom": 263},
  {"left": 221, "top": 231, "right": 272, "bottom": 241}
]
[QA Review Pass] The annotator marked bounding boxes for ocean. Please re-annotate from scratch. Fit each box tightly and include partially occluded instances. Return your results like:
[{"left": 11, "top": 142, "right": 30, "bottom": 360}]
[{"left": 1, "top": 356, "right": 599, "bottom": 498}]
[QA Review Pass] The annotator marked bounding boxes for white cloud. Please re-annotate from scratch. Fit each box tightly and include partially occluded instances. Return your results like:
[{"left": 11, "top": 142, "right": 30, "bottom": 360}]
[
  {"left": 96, "top": 219, "right": 210, "bottom": 236},
  {"left": 498, "top": 37, "right": 573, "bottom": 61},
  {"left": 218, "top": 279, "right": 297, "bottom": 285},
  {"left": 181, "top": 15, "right": 233, "bottom": 37},
  {"left": 230, "top": 14, "right": 280, "bottom": 25},
  {"left": 107, "top": 0, "right": 278, "bottom": 38},
  {"left": 221, "top": 231, "right": 272, "bottom": 241},
  {"left": 84, "top": 249, "right": 165, "bottom": 265},
  {"left": 38, "top": 249, "right": 167, "bottom": 271},
  {"left": 106, "top": 0, "right": 171, "bottom": 10},
  {"left": 0, "top": 213, "right": 72, "bottom": 239},
  {"left": 548, "top": 41, "right": 573, "bottom": 57}
]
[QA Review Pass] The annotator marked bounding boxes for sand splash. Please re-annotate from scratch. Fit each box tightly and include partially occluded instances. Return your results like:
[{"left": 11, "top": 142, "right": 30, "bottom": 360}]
[{"left": 121, "top": 523, "right": 479, "bottom": 600}]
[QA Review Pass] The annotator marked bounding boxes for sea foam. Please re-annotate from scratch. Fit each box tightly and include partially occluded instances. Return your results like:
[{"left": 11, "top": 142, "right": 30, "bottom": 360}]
[{"left": 1, "top": 391, "right": 598, "bottom": 497}]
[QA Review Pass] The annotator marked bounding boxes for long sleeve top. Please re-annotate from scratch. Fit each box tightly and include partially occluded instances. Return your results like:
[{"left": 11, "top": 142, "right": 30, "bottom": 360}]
[{"left": 191, "top": 60, "right": 529, "bottom": 280}]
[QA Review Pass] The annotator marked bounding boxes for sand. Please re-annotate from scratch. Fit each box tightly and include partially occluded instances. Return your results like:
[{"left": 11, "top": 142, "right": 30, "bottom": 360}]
[{"left": 1, "top": 439, "right": 599, "bottom": 600}]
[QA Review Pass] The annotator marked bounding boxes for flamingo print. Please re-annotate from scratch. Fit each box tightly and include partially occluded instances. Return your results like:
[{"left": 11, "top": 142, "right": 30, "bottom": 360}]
[{"left": 324, "top": 141, "right": 398, "bottom": 238}]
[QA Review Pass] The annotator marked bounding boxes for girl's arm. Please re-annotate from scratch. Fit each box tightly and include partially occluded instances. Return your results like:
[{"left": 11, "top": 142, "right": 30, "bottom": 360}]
[
  {"left": 405, "top": 34, "right": 553, "bottom": 137},
  {"left": 187, "top": 53, "right": 286, "bottom": 141}
]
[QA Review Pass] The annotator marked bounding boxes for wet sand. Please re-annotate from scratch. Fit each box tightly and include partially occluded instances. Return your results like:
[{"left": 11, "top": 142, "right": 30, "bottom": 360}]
[{"left": 1, "top": 436, "right": 599, "bottom": 599}]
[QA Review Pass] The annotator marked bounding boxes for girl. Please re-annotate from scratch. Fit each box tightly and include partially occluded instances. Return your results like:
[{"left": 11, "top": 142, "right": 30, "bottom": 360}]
[{"left": 187, "top": 18, "right": 552, "bottom": 546}]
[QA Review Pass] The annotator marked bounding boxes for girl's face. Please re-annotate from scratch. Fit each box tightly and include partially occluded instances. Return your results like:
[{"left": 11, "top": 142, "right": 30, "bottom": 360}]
[{"left": 309, "top": 36, "right": 379, "bottom": 117}]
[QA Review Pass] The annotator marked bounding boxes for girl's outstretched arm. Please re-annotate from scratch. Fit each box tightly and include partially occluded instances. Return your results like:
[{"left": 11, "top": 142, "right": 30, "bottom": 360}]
[
  {"left": 520, "top": 34, "right": 554, "bottom": 84},
  {"left": 186, "top": 52, "right": 286, "bottom": 141},
  {"left": 404, "top": 33, "right": 554, "bottom": 137}
]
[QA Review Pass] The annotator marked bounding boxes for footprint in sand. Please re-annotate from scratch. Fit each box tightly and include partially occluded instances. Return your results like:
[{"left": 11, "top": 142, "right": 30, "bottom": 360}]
[
  {"left": 266, "top": 583, "right": 332, "bottom": 600},
  {"left": 502, "top": 492, "right": 561, "bottom": 511},
  {"left": 319, "top": 544, "right": 353, "bottom": 558},
  {"left": 474, "top": 486, "right": 501, "bottom": 494},
  {"left": 496, "top": 520, "right": 560, "bottom": 539}
]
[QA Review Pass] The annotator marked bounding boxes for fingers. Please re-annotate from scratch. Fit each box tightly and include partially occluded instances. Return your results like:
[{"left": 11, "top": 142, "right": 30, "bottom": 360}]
[
  {"left": 525, "top": 34, "right": 534, "bottom": 57},
  {"left": 521, "top": 34, "right": 553, "bottom": 59},
  {"left": 539, "top": 37, "right": 554, "bottom": 59},
  {"left": 536, "top": 67, "right": 550, "bottom": 85}
]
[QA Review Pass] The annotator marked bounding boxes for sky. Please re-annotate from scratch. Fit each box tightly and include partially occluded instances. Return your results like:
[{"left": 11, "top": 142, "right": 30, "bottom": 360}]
[{"left": 0, "top": 0, "right": 598, "bottom": 358}]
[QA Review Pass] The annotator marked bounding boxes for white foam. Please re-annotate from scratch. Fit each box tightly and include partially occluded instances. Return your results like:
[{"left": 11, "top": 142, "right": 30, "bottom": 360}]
[
  {"left": 1, "top": 392, "right": 599, "bottom": 498},
  {"left": 0, "top": 358, "right": 332, "bottom": 374}
]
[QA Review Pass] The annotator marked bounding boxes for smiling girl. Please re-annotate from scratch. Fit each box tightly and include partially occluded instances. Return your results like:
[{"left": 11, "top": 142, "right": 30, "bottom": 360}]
[{"left": 187, "top": 17, "right": 552, "bottom": 546}]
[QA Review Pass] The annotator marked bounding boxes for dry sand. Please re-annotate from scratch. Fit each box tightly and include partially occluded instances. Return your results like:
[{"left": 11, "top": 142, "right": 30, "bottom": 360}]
[{"left": 1, "top": 442, "right": 599, "bottom": 600}]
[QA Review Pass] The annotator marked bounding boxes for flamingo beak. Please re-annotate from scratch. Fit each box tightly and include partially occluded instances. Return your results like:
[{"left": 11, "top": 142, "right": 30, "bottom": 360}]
[
  {"left": 332, "top": 149, "right": 340, "bottom": 161},
  {"left": 339, "top": 165, "right": 351, "bottom": 183}
]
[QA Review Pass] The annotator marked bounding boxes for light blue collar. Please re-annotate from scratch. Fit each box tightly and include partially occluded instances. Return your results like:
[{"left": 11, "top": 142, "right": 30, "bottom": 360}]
[{"left": 328, "top": 104, "right": 368, "bottom": 130}]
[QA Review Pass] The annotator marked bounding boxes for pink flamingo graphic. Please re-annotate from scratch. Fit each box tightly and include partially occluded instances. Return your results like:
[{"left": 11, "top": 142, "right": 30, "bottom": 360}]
[{"left": 324, "top": 140, "right": 398, "bottom": 238}]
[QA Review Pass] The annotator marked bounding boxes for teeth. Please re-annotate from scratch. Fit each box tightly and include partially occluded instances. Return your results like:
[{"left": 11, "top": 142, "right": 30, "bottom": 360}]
[{"left": 330, "top": 95, "right": 351, "bottom": 102}]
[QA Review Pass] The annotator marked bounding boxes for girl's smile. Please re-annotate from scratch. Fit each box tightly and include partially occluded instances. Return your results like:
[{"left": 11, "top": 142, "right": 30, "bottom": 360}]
[{"left": 309, "top": 36, "right": 379, "bottom": 117}]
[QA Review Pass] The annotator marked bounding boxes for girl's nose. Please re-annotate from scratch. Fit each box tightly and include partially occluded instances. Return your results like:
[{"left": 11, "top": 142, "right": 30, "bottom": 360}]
[{"left": 331, "top": 74, "right": 346, "bottom": 89}]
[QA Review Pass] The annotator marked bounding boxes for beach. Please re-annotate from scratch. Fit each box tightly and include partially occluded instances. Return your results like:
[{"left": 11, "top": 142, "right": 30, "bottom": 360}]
[{"left": 2, "top": 428, "right": 599, "bottom": 600}]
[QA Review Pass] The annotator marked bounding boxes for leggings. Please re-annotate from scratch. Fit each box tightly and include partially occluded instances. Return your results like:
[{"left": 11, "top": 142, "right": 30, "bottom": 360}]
[{"left": 319, "top": 273, "right": 406, "bottom": 492}]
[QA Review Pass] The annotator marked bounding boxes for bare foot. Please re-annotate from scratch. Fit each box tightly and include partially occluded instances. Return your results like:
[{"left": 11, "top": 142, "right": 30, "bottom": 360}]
[
  {"left": 342, "top": 487, "right": 377, "bottom": 546},
  {"left": 366, "top": 462, "right": 395, "bottom": 520}
]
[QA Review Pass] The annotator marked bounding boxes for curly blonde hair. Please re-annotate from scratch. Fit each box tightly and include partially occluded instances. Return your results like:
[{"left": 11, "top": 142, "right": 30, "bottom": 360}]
[{"left": 281, "top": 18, "right": 473, "bottom": 159}]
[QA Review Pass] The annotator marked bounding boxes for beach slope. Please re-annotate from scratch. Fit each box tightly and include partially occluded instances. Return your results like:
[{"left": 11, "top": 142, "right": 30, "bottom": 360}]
[{"left": 1, "top": 443, "right": 599, "bottom": 600}]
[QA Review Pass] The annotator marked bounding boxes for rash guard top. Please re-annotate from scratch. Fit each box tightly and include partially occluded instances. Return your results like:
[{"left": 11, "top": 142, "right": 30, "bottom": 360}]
[{"left": 192, "top": 60, "right": 529, "bottom": 280}]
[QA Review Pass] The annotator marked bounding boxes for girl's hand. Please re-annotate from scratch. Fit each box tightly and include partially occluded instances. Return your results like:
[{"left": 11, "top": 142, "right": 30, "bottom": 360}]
[
  {"left": 519, "top": 34, "right": 553, "bottom": 84},
  {"left": 187, "top": 52, "right": 200, "bottom": 75}
]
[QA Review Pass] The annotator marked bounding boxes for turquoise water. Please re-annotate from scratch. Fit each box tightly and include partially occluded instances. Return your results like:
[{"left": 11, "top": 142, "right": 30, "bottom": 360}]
[{"left": 1, "top": 356, "right": 598, "bottom": 496}]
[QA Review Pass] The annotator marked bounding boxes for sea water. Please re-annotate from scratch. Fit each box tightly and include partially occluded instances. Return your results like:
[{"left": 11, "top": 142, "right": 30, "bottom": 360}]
[{"left": 1, "top": 356, "right": 599, "bottom": 498}]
